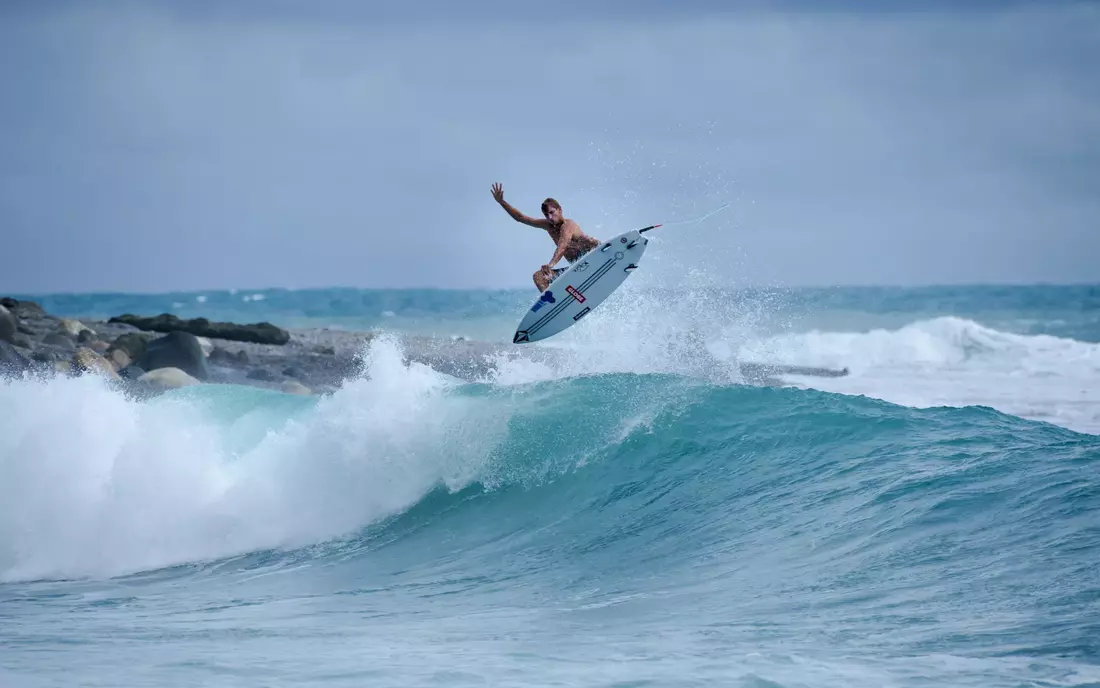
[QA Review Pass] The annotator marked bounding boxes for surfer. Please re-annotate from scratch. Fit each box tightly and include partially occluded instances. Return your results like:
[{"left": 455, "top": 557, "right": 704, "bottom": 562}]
[{"left": 492, "top": 182, "right": 600, "bottom": 291}]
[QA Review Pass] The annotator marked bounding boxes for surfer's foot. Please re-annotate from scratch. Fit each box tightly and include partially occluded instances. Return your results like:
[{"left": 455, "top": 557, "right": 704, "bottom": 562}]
[{"left": 533, "top": 267, "right": 554, "bottom": 292}]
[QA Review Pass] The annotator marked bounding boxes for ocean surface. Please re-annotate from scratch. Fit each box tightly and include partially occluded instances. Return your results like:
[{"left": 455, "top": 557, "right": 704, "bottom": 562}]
[{"left": 2, "top": 283, "right": 1099, "bottom": 687}]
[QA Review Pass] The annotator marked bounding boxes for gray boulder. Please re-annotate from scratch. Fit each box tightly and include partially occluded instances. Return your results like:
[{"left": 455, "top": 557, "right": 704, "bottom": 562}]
[
  {"left": 138, "top": 331, "right": 209, "bottom": 380},
  {"left": 30, "top": 349, "right": 58, "bottom": 365},
  {"left": 0, "top": 298, "right": 45, "bottom": 321},
  {"left": 73, "top": 347, "right": 120, "bottom": 381},
  {"left": 139, "top": 367, "right": 201, "bottom": 389},
  {"left": 210, "top": 347, "right": 249, "bottom": 365},
  {"left": 118, "top": 364, "right": 146, "bottom": 380},
  {"left": 0, "top": 304, "right": 15, "bottom": 344},
  {"left": 108, "top": 313, "right": 290, "bottom": 345},
  {"left": 0, "top": 340, "right": 30, "bottom": 378},
  {"left": 42, "top": 332, "right": 75, "bottom": 350},
  {"left": 60, "top": 319, "right": 94, "bottom": 338},
  {"left": 106, "top": 332, "right": 152, "bottom": 370}
]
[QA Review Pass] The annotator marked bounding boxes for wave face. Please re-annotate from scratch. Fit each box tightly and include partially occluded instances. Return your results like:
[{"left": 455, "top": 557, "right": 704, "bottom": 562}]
[{"left": 2, "top": 332, "right": 1099, "bottom": 687}]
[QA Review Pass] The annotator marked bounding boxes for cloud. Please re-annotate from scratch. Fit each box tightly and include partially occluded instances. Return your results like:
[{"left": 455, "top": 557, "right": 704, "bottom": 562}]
[{"left": 0, "top": 1, "right": 1097, "bottom": 292}]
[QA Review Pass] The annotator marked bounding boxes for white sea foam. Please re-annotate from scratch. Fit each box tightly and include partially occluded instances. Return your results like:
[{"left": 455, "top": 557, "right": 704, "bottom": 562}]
[
  {"left": 483, "top": 288, "right": 1100, "bottom": 435},
  {"left": 738, "top": 316, "right": 1100, "bottom": 434},
  {"left": 0, "top": 337, "right": 510, "bottom": 582},
  {"left": 482, "top": 283, "right": 766, "bottom": 386}
]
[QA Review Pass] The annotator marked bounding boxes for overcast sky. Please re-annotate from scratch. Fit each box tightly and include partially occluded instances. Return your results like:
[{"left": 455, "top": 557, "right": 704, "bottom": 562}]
[{"left": 1, "top": 0, "right": 1097, "bottom": 293}]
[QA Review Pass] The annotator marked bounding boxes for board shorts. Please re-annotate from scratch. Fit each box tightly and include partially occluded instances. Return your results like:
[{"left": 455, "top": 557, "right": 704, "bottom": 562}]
[{"left": 551, "top": 248, "right": 592, "bottom": 280}]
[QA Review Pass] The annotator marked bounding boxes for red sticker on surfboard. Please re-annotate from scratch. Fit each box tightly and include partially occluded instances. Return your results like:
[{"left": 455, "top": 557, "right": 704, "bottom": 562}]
[{"left": 566, "top": 285, "right": 585, "bottom": 303}]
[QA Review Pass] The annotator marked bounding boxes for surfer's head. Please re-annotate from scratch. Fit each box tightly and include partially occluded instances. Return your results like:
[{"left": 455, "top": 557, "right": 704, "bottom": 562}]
[{"left": 541, "top": 198, "right": 562, "bottom": 224}]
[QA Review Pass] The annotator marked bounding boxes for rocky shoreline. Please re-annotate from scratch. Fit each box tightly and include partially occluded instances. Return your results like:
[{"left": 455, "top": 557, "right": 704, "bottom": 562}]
[
  {"left": 1, "top": 297, "right": 485, "bottom": 397},
  {"left": 1, "top": 296, "right": 848, "bottom": 398}
]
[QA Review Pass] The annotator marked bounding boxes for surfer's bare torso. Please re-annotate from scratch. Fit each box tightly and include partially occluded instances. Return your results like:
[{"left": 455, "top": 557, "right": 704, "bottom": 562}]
[
  {"left": 545, "top": 221, "right": 599, "bottom": 263},
  {"left": 491, "top": 183, "right": 600, "bottom": 291}
]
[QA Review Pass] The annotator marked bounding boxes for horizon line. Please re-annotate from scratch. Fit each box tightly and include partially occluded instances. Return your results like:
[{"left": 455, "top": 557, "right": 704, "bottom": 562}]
[{"left": 4, "top": 280, "right": 1098, "bottom": 300}]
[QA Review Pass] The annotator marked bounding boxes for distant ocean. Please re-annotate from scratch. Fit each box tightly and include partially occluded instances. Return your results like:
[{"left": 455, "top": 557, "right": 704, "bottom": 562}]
[{"left": 2, "top": 283, "right": 1099, "bottom": 687}]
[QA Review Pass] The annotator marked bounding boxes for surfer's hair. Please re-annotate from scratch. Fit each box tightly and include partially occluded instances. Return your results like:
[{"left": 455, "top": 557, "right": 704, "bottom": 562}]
[{"left": 541, "top": 198, "right": 562, "bottom": 215}]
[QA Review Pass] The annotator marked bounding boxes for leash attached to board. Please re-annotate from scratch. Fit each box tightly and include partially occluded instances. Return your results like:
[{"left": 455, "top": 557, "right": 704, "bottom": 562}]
[{"left": 638, "top": 202, "right": 730, "bottom": 234}]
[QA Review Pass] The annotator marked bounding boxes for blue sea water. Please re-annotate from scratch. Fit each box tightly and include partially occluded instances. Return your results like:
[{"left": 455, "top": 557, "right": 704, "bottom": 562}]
[
  {"left": 15, "top": 283, "right": 1100, "bottom": 343},
  {"left": 2, "top": 284, "right": 1099, "bottom": 687}
]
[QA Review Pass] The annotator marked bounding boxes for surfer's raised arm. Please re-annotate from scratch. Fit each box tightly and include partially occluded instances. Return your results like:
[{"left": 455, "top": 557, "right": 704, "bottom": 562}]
[{"left": 492, "top": 183, "right": 549, "bottom": 229}]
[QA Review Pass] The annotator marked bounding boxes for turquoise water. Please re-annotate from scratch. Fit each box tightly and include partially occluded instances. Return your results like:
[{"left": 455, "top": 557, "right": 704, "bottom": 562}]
[
  {"left": 2, "top": 285, "right": 1099, "bottom": 686},
  {"left": 14, "top": 284, "right": 1100, "bottom": 342}
]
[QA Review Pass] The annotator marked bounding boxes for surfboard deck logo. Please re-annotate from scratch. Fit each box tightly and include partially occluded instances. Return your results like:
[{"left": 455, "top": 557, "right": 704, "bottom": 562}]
[
  {"left": 512, "top": 228, "right": 649, "bottom": 344},
  {"left": 530, "top": 290, "right": 555, "bottom": 313}
]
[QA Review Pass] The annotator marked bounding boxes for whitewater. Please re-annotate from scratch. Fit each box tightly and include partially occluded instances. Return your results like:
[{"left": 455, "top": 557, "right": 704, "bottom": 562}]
[{"left": 2, "top": 284, "right": 1099, "bottom": 687}]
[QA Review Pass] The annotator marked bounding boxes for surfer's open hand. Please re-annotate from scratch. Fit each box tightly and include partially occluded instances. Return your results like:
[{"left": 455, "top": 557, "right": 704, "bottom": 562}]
[{"left": 491, "top": 183, "right": 504, "bottom": 204}]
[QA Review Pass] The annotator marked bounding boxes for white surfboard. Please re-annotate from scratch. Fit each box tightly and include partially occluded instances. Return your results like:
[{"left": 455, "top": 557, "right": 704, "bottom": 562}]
[{"left": 513, "top": 227, "right": 651, "bottom": 344}]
